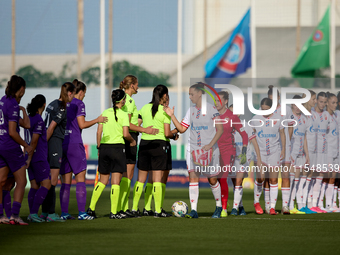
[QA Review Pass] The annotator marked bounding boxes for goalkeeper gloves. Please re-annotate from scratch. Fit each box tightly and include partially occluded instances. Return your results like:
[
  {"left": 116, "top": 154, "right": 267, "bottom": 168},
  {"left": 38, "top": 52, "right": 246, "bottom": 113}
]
[{"left": 238, "top": 146, "right": 247, "bottom": 164}]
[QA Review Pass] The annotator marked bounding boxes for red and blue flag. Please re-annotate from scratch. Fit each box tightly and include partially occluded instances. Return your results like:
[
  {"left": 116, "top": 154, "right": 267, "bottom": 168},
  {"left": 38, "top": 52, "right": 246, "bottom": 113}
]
[{"left": 205, "top": 8, "right": 251, "bottom": 83}]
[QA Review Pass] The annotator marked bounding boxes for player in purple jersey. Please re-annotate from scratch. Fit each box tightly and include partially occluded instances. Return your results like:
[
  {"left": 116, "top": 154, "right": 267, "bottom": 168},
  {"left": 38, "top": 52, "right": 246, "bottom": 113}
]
[
  {"left": 25, "top": 95, "right": 52, "bottom": 223},
  {"left": 60, "top": 79, "right": 107, "bottom": 220},
  {"left": 41, "top": 82, "right": 75, "bottom": 222},
  {"left": 0, "top": 75, "right": 33, "bottom": 225},
  {"left": 1, "top": 173, "right": 15, "bottom": 218}
]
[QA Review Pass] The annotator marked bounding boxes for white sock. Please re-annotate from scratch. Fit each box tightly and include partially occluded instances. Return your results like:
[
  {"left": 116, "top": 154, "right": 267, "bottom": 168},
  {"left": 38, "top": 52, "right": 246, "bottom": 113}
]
[
  {"left": 289, "top": 178, "right": 299, "bottom": 210},
  {"left": 254, "top": 181, "right": 263, "bottom": 203},
  {"left": 307, "top": 178, "right": 315, "bottom": 208},
  {"left": 333, "top": 186, "right": 338, "bottom": 208},
  {"left": 325, "top": 183, "right": 334, "bottom": 209},
  {"left": 210, "top": 181, "right": 222, "bottom": 207},
  {"left": 233, "top": 186, "right": 243, "bottom": 209},
  {"left": 318, "top": 182, "right": 326, "bottom": 208},
  {"left": 189, "top": 182, "right": 199, "bottom": 211},
  {"left": 338, "top": 188, "right": 340, "bottom": 204},
  {"left": 264, "top": 188, "right": 270, "bottom": 209},
  {"left": 281, "top": 187, "right": 290, "bottom": 208},
  {"left": 297, "top": 176, "right": 306, "bottom": 210},
  {"left": 303, "top": 177, "right": 311, "bottom": 207},
  {"left": 312, "top": 177, "right": 323, "bottom": 207},
  {"left": 289, "top": 173, "right": 295, "bottom": 188},
  {"left": 270, "top": 184, "right": 278, "bottom": 209}
]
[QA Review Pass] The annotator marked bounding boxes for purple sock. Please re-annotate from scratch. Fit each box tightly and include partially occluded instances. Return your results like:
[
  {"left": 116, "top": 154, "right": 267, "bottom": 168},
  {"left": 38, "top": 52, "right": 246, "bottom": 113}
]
[
  {"left": 3, "top": 191, "right": 12, "bottom": 217},
  {"left": 28, "top": 188, "right": 38, "bottom": 214},
  {"left": 76, "top": 182, "right": 86, "bottom": 213},
  {"left": 59, "top": 183, "right": 65, "bottom": 208},
  {"left": 61, "top": 184, "right": 71, "bottom": 213},
  {"left": 11, "top": 201, "right": 21, "bottom": 216},
  {"left": 31, "top": 186, "right": 49, "bottom": 214},
  {"left": 0, "top": 203, "right": 3, "bottom": 216}
]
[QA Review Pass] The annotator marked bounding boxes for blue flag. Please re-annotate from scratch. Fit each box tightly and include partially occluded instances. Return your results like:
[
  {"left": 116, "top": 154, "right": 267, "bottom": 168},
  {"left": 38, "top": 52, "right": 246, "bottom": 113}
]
[{"left": 205, "top": 8, "right": 251, "bottom": 82}]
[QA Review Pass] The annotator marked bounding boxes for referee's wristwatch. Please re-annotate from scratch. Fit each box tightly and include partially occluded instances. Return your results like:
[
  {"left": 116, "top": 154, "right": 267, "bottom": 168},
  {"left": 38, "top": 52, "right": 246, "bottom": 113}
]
[{"left": 96, "top": 145, "right": 100, "bottom": 150}]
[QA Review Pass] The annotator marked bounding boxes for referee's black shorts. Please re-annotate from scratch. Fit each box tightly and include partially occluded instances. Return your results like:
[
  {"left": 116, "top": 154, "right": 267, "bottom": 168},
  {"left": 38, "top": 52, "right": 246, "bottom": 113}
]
[
  {"left": 98, "top": 144, "right": 126, "bottom": 174},
  {"left": 165, "top": 141, "right": 172, "bottom": 171},
  {"left": 124, "top": 132, "right": 138, "bottom": 164},
  {"left": 137, "top": 139, "right": 172, "bottom": 171}
]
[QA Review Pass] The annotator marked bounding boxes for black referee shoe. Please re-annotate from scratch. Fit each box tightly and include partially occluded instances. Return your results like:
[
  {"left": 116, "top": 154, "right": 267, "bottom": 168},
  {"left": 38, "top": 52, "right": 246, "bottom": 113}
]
[
  {"left": 109, "top": 212, "right": 124, "bottom": 219},
  {"left": 143, "top": 208, "right": 154, "bottom": 216},
  {"left": 86, "top": 208, "right": 97, "bottom": 218},
  {"left": 154, "top": 211, "right": 170, "bottom": 218},
  {"left": 131, "top": 209, "right": 141, "bottom": 217},
  {"left": 124, "top": 210, "right": 137, "bottom": 218},
  {"left": 161, "top": 209, "right": 172, "bottom": 217},
  {"left": 118, "top": 210, "right": 127, "bottom": 219}
]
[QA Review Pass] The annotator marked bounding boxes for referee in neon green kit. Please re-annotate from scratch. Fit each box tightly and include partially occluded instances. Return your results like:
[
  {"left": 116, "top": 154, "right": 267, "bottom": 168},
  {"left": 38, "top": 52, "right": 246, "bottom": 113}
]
[
  {"left": 131, "top": 84, "right": 175, "bottom": 217},
  {"left": 87, "top": 89, "right": 136, "bottom": 219}
]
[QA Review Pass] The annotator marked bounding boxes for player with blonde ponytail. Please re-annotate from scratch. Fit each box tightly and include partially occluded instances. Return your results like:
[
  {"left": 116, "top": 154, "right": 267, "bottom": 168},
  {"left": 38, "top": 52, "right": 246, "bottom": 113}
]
[{"left": 117, "top": 75, "right": 158, "bottom": 218}]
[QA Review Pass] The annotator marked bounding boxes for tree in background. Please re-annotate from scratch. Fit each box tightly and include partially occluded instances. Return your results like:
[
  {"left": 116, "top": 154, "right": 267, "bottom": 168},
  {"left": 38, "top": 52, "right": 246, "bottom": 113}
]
[
  {"left": 3, "top": 60, "right": 171, "bottom": 88},
  {"left": 82, "top": 60, "right": 171, "bottom": 87}
]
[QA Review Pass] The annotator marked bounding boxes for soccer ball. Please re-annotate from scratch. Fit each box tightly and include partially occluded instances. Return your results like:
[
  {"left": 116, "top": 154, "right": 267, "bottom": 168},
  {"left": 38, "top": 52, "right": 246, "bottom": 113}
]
[{"left": 171, "top": 201, "right": 188, "bottom": 217}]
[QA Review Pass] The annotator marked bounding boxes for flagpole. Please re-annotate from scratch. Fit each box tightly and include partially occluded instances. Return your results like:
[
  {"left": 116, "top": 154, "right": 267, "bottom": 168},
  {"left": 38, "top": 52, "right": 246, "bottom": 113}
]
[
  {"left": 11, "top": 0, "right": 15, "bottom": 75},
  {"left": 108, "top": 0, "right": 113, "bottom": 88},
  {"left": 77, "top": 0, "right": 84, "bottom": 79},
  {"left": 330, "top": 0, "right": 335, "bottom": 91},
  {"left": 203, "top": 0, "right": 207, "bottom": 64},
  {"left": 100, "top": 0, "right": 105, "bottom": 113},
  {"left": 250, "top": 0, "right": 256, "bottom": 89},
  {"left": 177, "top": 0, "right": 183, "bottom": 160}
]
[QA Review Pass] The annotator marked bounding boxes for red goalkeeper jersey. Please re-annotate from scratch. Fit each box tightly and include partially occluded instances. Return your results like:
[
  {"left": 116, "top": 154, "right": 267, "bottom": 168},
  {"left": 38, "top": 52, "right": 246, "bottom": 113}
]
[{"left": 217, "top": 109, "right": 248, "bottom": 154}]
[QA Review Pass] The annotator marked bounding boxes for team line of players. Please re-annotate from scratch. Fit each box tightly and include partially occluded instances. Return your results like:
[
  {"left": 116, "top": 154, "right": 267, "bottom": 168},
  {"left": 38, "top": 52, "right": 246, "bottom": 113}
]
[
  {"left": 1, "top": 75, "right": 340, "bottom": 224},
  {"left": 172, "top": 84, "right": 340, "bottom": 217}
]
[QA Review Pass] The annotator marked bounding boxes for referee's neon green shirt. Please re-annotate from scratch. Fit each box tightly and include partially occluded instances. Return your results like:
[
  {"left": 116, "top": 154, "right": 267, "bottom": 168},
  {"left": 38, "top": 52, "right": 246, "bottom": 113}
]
[
  {"left": 100, "top": 107, "right": 129, "bottom": 144},
  {"left": 122, "top": 94, "right": 138, "bottom": 132},
  {"left": 139, "top": 103, "right": 171, "bottom": 141}
]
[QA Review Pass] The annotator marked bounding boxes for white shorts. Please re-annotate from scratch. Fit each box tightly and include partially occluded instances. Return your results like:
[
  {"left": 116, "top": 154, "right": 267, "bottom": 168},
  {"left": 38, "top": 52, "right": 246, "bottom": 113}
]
[
  {"left": 229, "top": 158, "right": 250, "bottom": 178},
  {"left": 186, "top": 146, "right": 220, "bottom": 177},
  {"left": 290, "top": 154, "right": 307, "bottom": 169},
  {"left": 261, "top": 150, "right": 281, "bottom": 168},
  {"left": 328, "top": 155, "right": 339, "bottom": 173},
  {"left": 309, "top": 152, "right": 317, "bottom": 170},
  {"left": 282, "top": 145, "right": 291, "bottom": 164},
  {"left": 315, "top": 153, "right": 328, "bottom": 173}
]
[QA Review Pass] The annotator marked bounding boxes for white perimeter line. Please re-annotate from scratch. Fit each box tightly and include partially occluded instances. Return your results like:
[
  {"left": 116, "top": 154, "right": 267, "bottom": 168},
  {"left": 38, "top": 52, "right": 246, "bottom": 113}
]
[{"left": 199, "top": 217, "right": 340, "bottom": 222}]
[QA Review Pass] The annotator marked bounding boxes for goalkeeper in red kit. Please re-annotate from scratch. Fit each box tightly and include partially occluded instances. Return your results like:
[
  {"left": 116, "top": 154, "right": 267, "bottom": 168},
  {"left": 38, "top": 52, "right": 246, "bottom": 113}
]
[{"left": 215, "top": 91, "right": 248, "bottom": 217}]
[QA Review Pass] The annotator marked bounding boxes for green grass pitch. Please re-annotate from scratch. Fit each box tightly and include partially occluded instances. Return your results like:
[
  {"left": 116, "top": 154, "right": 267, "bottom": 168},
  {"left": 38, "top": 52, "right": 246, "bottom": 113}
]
[{"left": 1, "top": 188, "right": 339, "bottom": 255}]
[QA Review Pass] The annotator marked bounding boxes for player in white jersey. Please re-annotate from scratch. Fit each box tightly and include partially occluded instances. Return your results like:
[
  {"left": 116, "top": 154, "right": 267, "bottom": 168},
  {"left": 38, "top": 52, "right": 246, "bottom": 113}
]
[
  {"left": 322, "top": 92, "right": 339, "bottom": 212},
  {"left": 251, "top": 98, "right": 286, "bottom": 215},
  {"left": 301, "top": 90, "right": 317, "bottom": 210},
  {"left": 164, "top": 83, "right": 223, "bottom": 218},
  {"left": 288, "top": 95, "right": 313, "bottom": 214},
  {"left": 228, "top": 105, "right": 262, "bottom": 216},
  {"left": 267, "top": 86, "right": 293, "bottom": 214},
  {"left": 310, "top": 92, "right": 329, "bottom": 213},
  {"left": 333, "top": 92, "right": 340, "bottom": 211}
]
